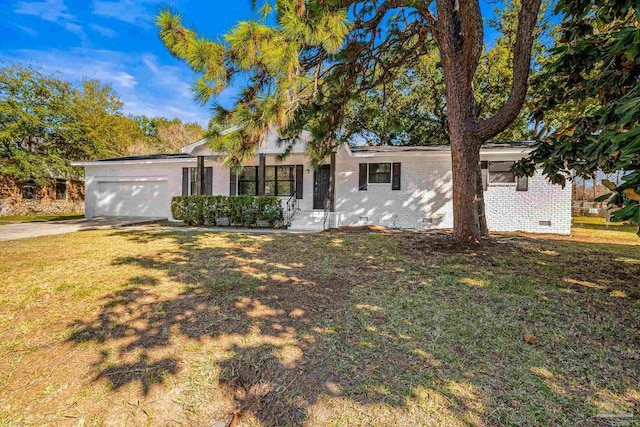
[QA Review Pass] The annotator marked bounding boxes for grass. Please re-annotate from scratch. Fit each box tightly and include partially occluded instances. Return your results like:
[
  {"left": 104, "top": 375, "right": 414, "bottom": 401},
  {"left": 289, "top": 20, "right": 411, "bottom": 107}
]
[
  {"left": 573, "top": 216, "right": 638, "bottom": 234},
  {"left": 0, "top": 212, "right": 83, "bottom": 224},
  {"left": 0, "top": 227, "right": 638, "bottom": 426}
]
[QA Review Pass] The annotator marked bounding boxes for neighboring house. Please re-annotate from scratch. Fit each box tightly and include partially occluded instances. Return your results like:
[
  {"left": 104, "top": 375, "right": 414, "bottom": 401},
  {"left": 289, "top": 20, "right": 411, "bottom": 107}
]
[
  {"left": 0, "top": 175, "right": 84, "bottom": 216},
  {"left": 72, "top": 130, "right": 572, "bottom": 234}
]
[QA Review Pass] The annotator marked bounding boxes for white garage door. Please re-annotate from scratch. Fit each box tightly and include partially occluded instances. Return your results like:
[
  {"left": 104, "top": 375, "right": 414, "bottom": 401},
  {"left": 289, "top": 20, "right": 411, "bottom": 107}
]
[{"left": 96, "top": 180, "right": 168, "bottom": 218}]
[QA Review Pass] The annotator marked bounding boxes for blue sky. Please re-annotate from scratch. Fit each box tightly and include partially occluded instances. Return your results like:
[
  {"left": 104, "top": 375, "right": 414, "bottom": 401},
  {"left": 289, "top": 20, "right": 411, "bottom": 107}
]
[
  {"left": 1, "top": 1, "right": 509, "bottom": 127},
  {"left": 0, "top": 0, "right": 256, "bottom": 126}
]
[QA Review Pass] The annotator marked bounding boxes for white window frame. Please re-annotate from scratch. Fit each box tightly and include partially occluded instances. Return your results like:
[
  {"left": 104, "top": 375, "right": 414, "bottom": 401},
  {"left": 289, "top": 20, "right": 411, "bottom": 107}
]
[{"left": 367, "top": 163, "right": 392, "bottom": 185}]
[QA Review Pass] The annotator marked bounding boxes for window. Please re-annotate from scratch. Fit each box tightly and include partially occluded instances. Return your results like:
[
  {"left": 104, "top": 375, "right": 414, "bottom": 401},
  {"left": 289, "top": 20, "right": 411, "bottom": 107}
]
[
  {"left": 183, "top": 167, "right": 213, "bottom": 196},
  {"left": 55, "top": 179, "right": 67, "bottom": 200},
  {"left": 188, "top": 168, "right": 197, "bottom": 195},
  {"left": 21, "top": 181, "right": 38, "bottom": 200},
  {"left": 368, "top": 163, "right": 392, "bottom": 184},
  {"left": 238, "top": 166, "right": 258, "bottom": 196},
  {"left": 266, "top": 165, "right": 294, "bottom": 196},
  {"left": 238, "top": 165, "right": 295, "bottom": 196},
  {"left": 488, "top": 161, "right": 516, "bottom": 183}
]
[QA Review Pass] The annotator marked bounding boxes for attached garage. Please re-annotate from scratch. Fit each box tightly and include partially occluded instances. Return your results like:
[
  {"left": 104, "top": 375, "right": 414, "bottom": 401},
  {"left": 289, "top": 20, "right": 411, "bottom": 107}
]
[
  {"left": 73, "top": 153, "right": 198, "bottom": 220},
  {"left": 95, "top": 179, "right": 168, "bottom": 218}
]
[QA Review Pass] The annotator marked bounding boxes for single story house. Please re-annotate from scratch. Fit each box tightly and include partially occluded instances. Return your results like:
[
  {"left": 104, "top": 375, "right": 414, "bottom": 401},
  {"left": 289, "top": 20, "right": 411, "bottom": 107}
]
[{"left": 72, "top": 130, "right": 572, "bottom": 233}]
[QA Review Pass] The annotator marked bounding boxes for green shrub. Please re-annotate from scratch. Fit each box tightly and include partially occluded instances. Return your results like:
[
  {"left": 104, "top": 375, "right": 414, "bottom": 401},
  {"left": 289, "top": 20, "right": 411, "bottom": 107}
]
[{"left": 171, "top": 195, "right": 283, "bottom": 228}]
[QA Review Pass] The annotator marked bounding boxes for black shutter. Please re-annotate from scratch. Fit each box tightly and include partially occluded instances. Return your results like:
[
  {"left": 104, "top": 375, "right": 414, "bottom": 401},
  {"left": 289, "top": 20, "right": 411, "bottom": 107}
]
[
  {"left": 392, "top": 162, "right": 401, "bottom": 190},
  {"left": 516, "top": 174, "right": 528, "bottom": 191},
  {"left": 296, "top": 165, "right": 303, "bottom": 199},
  {"left": 182, "top": 167, "right": 189, "bottom": 196},
  {"left": 205, "top": 167, "right": 213, "bottom": 195},
  {"left": 229, "top": 171, "right": 237, "bottom": 196},
  {"left": 358, "top": 164, "right": 367, "bottom": 190},
  {"left": 481, "top": 161, "right": 488, "bottom": 191}
]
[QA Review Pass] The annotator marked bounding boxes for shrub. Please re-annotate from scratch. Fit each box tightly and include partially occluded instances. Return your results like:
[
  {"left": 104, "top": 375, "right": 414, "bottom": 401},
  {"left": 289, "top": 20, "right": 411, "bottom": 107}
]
[{"left": 171, "top": 195, "right": 283, "bottom": 228}]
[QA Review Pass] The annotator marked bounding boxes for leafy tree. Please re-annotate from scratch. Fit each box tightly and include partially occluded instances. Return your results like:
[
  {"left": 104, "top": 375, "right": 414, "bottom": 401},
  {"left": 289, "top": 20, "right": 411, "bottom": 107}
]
[
  {"left": 0, "top": 63, "right": 206, "bottom": 183},
  {"left": 145, "top": 117, "right": 205, "bottom": 153},
  {"left": 158, "top": 0, "right": 544, "bottom": 242},
  {"left": 341, "top": 0, "right": 548, "bottom": 146},
  {"left": 517, "top": 0, "right": 640, "bottom": 234},
  {"left": 0, "top": 64, "right": 89, "bottom": 182}
]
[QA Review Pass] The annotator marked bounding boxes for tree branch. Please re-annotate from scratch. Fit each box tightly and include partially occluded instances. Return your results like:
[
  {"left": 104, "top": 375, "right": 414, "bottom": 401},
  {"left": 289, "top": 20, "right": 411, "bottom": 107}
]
[
  {"left": 477, "top": 0, "right": 542, "bottom": 140},
  {"left": 459, "top": 0, "right": 483, "bottom": 80}
]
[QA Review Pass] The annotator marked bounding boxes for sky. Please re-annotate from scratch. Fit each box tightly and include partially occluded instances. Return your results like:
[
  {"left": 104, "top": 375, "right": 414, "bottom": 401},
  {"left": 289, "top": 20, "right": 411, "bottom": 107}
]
[
  {"left": 0, "top": 0, "right": 256, "bottom": 126},
  {"left": 0, "top": 0, "right": 507, "bottom": 128}
]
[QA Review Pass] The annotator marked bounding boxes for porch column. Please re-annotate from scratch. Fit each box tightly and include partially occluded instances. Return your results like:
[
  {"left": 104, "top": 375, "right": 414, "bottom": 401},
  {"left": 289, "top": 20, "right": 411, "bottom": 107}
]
[
  {"left": 196, "top": 155, "right": 205, "bottom": 195},
  {"left": 258, "top": 153, "right": 266, "bottom": 196},
  {"left": 330, "top": 151, "right": 336, "bottom": 212}
]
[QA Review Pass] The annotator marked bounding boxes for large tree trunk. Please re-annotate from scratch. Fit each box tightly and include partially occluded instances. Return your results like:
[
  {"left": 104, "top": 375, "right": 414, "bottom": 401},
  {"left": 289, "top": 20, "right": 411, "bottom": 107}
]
[
  {"left": 430, "top": 0, "right": 541, "bottom": 243},
  {"left": 449, "top": 127, "right": 487, "bottom": 242}
]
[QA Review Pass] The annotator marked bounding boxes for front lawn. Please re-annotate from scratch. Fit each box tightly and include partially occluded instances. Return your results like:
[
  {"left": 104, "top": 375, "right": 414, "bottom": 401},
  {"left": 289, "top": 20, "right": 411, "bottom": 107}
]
[
  {"left": 0, "top": 212, "right": 83, "bottom": 224},
  {"left": 0, "top": 227, "right": 638, "bottom": 426}
]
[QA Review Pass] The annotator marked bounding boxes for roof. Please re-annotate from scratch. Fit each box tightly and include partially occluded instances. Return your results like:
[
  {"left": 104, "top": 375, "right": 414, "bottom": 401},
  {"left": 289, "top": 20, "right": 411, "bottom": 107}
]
[
  {"left": 95, "top": 153, "right": 194, "bottom": 162},
  {"left": 349, "top": 141, "right": 536, "bottom": 153},
  {"left": 71, "top": 153, "right": 197, "bottom": 167},
  {"left": 72, "top": 139, "right": 536, "bottom": 167}
]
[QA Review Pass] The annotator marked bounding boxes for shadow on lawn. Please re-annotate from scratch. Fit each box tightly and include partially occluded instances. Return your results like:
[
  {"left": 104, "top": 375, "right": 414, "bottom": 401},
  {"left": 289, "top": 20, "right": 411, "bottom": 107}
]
[{"left": 67, "top": 229, "right": 640, "bottom": 426}]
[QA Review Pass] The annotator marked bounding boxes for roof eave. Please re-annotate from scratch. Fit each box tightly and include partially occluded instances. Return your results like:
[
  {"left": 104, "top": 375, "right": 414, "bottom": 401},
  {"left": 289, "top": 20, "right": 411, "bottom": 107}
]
[{"left": 71, "top": 157, "right": 198, "bottom": 167}]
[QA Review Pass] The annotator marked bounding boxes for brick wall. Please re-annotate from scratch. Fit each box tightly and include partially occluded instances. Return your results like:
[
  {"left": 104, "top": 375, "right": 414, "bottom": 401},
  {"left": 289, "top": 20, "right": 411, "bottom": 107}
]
[
  {"left": 484, "top": 174, "right": 572, "bottom": 234},
  {"left": 334, "top": 154, "right": 572, "bottom": 234}
]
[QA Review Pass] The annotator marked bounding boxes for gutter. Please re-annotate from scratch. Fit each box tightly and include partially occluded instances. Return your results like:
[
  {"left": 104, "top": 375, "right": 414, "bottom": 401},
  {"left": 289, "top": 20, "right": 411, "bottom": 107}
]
[{"left": 71, "top": 158, "right": 198, "bottom": 167}]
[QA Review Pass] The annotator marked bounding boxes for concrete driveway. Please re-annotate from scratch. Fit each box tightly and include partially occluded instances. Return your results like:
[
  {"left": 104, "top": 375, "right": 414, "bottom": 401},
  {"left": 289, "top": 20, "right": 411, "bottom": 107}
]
[{"left": 0, "top": 217, "right": 162, "bottom": 242}]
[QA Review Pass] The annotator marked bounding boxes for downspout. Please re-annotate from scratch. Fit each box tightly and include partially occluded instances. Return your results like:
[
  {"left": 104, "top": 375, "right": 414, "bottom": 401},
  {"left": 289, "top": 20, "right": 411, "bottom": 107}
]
[
  {"left": 330, "top": 150, "right": 336, "bottom": 212},
  {"left": 258, "top": 153, "right": 266, "bottom": 196}
]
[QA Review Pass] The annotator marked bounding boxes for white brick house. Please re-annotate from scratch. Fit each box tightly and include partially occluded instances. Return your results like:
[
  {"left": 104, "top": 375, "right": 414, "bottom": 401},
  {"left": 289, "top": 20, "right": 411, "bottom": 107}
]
[{"left": 73, "top": 130, "right": 572, "bottom": 234}]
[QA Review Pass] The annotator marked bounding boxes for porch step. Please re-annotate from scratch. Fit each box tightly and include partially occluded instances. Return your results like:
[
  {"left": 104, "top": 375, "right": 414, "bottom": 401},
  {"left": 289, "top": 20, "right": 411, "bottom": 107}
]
[{"left": 288, "top": 210, "right": 338, "bottom": 231}]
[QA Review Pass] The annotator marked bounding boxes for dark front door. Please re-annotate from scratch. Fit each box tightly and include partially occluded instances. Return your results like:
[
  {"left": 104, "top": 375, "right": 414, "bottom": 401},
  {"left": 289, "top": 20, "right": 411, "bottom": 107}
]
[{"left": 313, "top": 165, "right": 331, "bottom": 209}]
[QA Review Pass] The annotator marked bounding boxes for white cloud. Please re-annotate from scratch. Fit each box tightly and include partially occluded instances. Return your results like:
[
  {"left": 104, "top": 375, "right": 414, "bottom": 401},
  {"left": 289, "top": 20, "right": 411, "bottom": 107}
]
[
  {"left": 7, "top": 49, "right": 136, "bottom": 89},
  {"left": 2, "top": 48, "right": 210, "bottom": 126},
  {"left": 90, "top": 24, "right": 118, "bottom": 38},
  {"left": 15, "top": 0, "right": 86, "bottom": 40},
  {"left": 15, "top": 24, "right": 39, "bottom": 36},
  {"left": 141, "top": 53, "right": 191, "bottom": 99},
  {"left": 142, "top": 53, "right": 159, "bottom": 74},
  {"left": 15, "top": 0, "right": 73, "bottom": 22},
  {"left": 92, "top": 0, "right": 162, "bottom": 26}
]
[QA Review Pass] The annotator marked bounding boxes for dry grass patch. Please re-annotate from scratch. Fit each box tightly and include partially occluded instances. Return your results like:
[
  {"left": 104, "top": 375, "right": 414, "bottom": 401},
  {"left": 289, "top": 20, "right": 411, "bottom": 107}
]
[{"left": 0, "top": 227, "right": 638, "bottom": 426}]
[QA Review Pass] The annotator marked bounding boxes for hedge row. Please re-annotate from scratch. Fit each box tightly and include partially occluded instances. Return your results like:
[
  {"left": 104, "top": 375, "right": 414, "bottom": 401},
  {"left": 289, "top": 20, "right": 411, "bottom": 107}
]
[{"left": 171, "top": 195, "right": 283, "bottom": 227}]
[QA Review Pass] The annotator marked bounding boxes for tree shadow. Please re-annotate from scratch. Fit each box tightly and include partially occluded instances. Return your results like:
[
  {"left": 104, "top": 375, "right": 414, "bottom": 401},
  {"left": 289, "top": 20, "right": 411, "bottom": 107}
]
[{"left": 66, "top": 229, "right": 640, "bottom": 425}]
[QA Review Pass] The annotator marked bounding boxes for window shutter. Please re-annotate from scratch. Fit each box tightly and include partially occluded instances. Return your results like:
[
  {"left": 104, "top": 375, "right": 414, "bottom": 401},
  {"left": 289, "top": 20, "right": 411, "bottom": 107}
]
[
  {"left": 481, "top": 161, "right": 488, "bottom": 191},
  {"left": 516, "top": 174, "right": 528, "bottom": 191},
  {"left": 392, "top": 162, "right": 401, "bottom": 190},
  {"left": 205, "top": 167, "right": 213, "bottom": 195},
  {"left": 358, "top": 164, "right": 367, "bottom": 190},
  {"left": 295, "top": 165, "right": 303, "bottom": 199},
  {"left": 182, "top": 168, "right": 189, "bottom": 196},
  {"left": 229, "top": 171, "right": 237, "bottom": 196}
]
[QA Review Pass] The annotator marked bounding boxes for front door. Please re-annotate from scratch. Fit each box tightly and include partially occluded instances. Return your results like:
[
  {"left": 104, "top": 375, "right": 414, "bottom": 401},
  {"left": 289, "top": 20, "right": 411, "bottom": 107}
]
[{"left": 313, "top": 165, "right": 331, "bottom": 210}]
